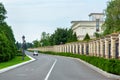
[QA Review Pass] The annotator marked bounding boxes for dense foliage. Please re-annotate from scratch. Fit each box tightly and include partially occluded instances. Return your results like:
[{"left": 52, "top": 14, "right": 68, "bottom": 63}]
[
  {"left": 0, "top": 3, "right": 6, "bottom": 24},
  {"left": 0, "top": 3, "right": 17, "bottom": 62},
  {"left": 39, "top": 51, "right": 120, "bottom": 75},
  {"left": 102, "top": 0, "right": 120, "bottom": 35},
  {"left": 45, "top": 28, "right": 77, "bottom": 45},
  {"left": 33, "top": 40, "right": 40, "bottom": 48},
  {"left": 33, "top": 28, "right": 77, "bottom": 47},
  {"left": 83, "top": 33, "right": 90, "bottom": 41}
]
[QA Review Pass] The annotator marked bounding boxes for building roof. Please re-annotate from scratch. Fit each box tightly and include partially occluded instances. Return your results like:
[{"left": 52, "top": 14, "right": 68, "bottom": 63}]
[
  {"left": 71, "top": 20, "right": 96, "bottom": 23},
  {"left": 71, "top": 20, "right": 104, "bottom": 28},
  {"left": 88, "top": 13, "right": 104, "bottom": 16}
]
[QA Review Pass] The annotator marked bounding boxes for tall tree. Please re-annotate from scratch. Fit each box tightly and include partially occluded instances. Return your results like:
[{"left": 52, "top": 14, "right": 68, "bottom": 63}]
[
  {"left": 40, "top": 32, "right": 51, "bottom": 46},
  {"left": 53, "top": 28, "right": 68, "bottom": 45},
  {"left": 0, "top": 3, "right": 6, "bottom": 24},
  {"left": 50, "top": 28, "right": 77, "bottom": 45},
  {"left": 33, "top": 40, "right": 40, "bottom": 48},
  {"left": 0, "top": 3, "right": 17, "bottom": 62},
  {"left": 83, "top": 33, "right": 90, "bottom": 41},
  {"left": 67, "top": 29, "right": 77, "bottom": 43},
  {"left": 102, "top": 0, "right": 120, "bottom": 35}
]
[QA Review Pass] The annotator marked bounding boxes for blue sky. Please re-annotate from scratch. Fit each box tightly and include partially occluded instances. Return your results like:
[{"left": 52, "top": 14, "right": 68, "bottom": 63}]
[{"left": 1, "top": 0, "right": 108, "bottom": 42}]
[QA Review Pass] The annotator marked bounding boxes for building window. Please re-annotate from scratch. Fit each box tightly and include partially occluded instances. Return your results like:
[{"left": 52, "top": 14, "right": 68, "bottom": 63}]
[{"left": 96, "top": 19, "right": 99, "bottom": 32}]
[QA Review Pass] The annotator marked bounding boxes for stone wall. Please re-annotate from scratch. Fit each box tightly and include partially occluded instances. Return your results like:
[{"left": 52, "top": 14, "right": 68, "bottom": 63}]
[{"left": 31, "top": 33, "right": 120, "bottom": 59}]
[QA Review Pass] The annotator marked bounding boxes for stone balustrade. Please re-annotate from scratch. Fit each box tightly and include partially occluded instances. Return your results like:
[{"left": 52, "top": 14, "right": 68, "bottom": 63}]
[{"left": 32, "top": 33, "right": 120, "bottom": 59}]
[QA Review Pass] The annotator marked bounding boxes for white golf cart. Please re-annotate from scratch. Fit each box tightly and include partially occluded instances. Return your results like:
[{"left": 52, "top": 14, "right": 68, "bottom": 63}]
[{"left": 33, "top": 50, "right": 38, "bottom": 56}]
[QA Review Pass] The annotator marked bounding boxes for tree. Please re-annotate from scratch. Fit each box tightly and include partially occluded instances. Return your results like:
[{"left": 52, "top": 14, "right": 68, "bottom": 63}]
[
  {"left": 49, "top": 28, "right": 77, "bottom": 45},
  {"left": 0, "top": 32, "right": 11, "bottom": 62},
  {"left": 0, "top": 3, "right": 17, "bottom": 62},
  {"left": 102, "top": 0, "right": 120, "bottom": 35},
  {"left": 94, "top": 32, "right": 101, "bottom": 38},
  {"left": 33, "top": 40, "right": 40, "bottom": 48},
  {"left": 83, "top": 33, "right": 90, "bottom": 41},
  {"left": 0, "top": 3, "right": 7, "bottom": 24},
  {"left": 40, "top": 32, "right": 51, "bottom": 46},
  {"left": 53, "top": 28, "right": 68, "bottom": 45},
  {"left": 33, "top": 28, "right": 77, "bottom": 47},
  {"left": 67, "top": 29, "right": 77, "bottom": 43}
]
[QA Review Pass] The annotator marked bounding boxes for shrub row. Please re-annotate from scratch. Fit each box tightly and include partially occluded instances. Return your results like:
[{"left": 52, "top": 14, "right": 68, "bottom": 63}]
[{"left": 39, "top": 51, "right": 120, "bottom": 75}]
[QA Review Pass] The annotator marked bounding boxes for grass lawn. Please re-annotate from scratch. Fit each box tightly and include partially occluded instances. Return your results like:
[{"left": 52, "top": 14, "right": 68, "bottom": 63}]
[{"left": 0, "top": 56, "right": 31, "bottom": 69}]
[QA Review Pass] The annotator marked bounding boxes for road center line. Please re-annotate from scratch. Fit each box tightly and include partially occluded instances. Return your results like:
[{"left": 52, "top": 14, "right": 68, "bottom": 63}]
[{"left": 44, "top": 59, "right": 57, "bottom": 80}]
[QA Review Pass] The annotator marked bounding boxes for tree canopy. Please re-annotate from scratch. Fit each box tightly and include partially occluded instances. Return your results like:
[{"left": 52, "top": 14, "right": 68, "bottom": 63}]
[
  {"left": 102, "top": 0, "right": 120, "bottom": 35},
  {"left": 0, "top": 3, "right": 6, "bottom": 23},
  {"left": 0, "top": 3, "right": 17, "bottom": 62},
  {"left": 33, "top": 28, "right": 78, "bottom": 47},
  {"left": 83, "top": 33, "right": 90, "bottom": 41}
]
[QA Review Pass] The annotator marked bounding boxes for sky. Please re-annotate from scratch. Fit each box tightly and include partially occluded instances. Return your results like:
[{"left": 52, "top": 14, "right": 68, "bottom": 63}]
[{"left": 0, "top": 0, "right": 108, "bottom": 43}]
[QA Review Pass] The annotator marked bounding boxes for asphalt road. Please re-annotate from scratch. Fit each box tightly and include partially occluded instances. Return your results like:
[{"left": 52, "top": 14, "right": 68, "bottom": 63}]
[{"left": 0, "top": 51, "right": 116, "bottom": 80}]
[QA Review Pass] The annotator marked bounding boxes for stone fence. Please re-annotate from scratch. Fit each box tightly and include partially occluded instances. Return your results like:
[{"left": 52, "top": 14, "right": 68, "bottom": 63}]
[{"left": 31, "top": 33, "right": 120, "bottom": 59}]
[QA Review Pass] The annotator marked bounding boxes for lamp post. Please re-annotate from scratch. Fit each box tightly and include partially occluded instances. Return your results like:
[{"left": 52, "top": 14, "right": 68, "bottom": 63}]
[{"left": 22, "top": 35, "right": 26, "bottom": 60}]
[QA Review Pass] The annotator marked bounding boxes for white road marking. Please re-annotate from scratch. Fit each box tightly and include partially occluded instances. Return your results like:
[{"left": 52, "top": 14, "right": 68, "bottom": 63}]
[{"left": 44, "top": 59, "right": 57, "bottom": 80}]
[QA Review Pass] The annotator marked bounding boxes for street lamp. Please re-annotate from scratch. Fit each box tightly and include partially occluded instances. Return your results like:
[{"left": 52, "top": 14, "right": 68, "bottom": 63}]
[{"left": 22, "top": 35, "right": 26, "bottom": 60}]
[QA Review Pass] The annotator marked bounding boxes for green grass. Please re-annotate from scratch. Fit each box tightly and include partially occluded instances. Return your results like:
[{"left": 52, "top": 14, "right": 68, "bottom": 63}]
[{"left": 0, "top": 56, "right": 31, "bottom": 69}]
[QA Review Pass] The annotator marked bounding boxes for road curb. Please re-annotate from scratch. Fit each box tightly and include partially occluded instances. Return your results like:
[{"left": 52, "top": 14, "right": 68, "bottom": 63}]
[
  {"left": 73, "top": 58, "right": 120, "bottom": 80},
  {"left": 0, "top": 55, "right": 36, "bottom": 74}
]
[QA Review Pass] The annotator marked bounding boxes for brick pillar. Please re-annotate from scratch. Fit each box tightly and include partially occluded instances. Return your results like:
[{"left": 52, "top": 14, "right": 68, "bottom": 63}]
[
  {"left": 105, "top": 36, "right": 110, "bottom": 58},
  {"left": 64, "top": 45, "right": 66, "bottom": 52},
  {"left": 100, "top": 39, "right": 104, "bottom": 57},
  {"left": 62, "top": 45, "right": 64, "bottom": 52},
  {"left": 58, "top": 46, "right": 60, "bottom": 52},
  {"left": 79, "top": 43, "right": 82, "bottom": 54},
  {"left": 90, "top": 42, "right": 93, "bottom": 56},
  {"left": 111, "top": 33, "right": 119, "bottom": 59},
  {"left": 92, "top": 41, "right": 95, "bottom": 56},
  {"left": 60, "top": 45, "right": 62, "bottom": 52},
  {"left": 68, "top": 44, "right": 70, "bottom": 53},
  {"left": 83, "top": 43, "right": 86, "bottom": 55},
  {"left": 65, "top": 44, "right": 67, "bottom": 52},
  {"left": 71, "top": 44, "right": 73, "bottom": 53},
  {"left": 88, "top": 42, "right": 90, "bottom": 55},
  {"left": 61, "top": 45, "right": 63, "bottom": 52},
  {"left": 94, "top": 41, "right": 97, "bottom": 56},
  {"left": 70, "top": 44, "right": 72, "bottom": 53},
  {"left": 111, "top": 37, "right": 116, "bottom": 58},
  {"left": 96, "top": 40, "right": 100, "bottom": 57},
  {"left": 76, "top": 43, "right": 78, "bottom": 54},
  {"left": 66, "top": 44, "right": 68, "bottom": 53}
]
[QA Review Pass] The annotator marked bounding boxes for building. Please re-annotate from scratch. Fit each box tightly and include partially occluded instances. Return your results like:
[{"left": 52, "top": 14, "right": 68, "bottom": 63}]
[{"left": 71, "top": 13, "right": 104, "bottom": 40}]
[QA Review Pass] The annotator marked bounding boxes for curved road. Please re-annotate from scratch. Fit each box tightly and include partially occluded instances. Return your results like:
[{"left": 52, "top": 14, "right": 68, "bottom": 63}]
[{"left": 0, "top": 51, "right": 116, "bottom": 80}]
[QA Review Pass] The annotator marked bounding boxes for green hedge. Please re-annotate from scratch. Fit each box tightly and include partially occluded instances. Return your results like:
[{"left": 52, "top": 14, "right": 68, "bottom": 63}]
[{"left": 39, "top": 51, "right": 120, "bottom": 75}]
